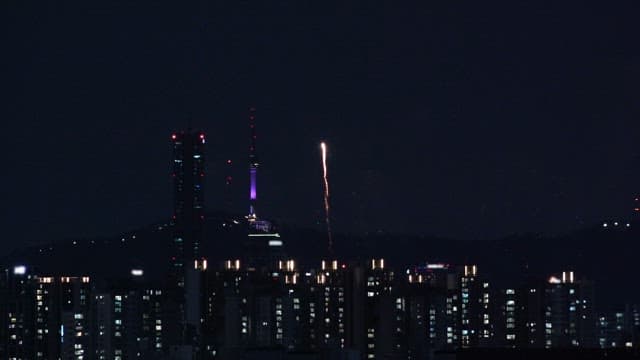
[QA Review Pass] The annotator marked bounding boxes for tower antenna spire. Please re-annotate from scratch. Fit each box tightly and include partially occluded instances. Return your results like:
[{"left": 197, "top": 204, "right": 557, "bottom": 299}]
[{"left": 248, "top": 107, "right": 258, "bottom": 218}]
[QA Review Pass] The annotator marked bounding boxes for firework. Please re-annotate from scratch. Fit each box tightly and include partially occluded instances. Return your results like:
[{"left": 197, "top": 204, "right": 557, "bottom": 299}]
[{"left": 320, "top": 142, "right": 332, "bottom": 253}]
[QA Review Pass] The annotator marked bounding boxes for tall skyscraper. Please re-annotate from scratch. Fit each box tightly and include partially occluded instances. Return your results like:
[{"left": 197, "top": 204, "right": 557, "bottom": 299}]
[
  {"left": 170, "top": 130, "right": 206, "bottom": 287},
  {"left": 168, "top": 131, "right": 206, "bottom": 355}
]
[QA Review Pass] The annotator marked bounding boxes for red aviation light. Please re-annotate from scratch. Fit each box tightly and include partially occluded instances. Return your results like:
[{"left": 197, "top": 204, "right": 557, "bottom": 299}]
[{"left": 171, "top": 134, "right": 177, "bottom": 140}]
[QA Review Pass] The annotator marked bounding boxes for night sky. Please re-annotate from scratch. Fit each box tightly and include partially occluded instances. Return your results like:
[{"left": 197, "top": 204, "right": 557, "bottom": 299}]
[{"left": 3, "top": 2, "right": 640, "bottom": 251}]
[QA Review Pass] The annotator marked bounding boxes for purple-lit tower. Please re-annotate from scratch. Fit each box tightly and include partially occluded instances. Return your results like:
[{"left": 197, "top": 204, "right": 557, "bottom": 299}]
[
  {"left": 248, "top": 107, "right": 258, "bottom": 218},
  {"left": 244, "top": 107, "right": 284, "bottom": 270}
]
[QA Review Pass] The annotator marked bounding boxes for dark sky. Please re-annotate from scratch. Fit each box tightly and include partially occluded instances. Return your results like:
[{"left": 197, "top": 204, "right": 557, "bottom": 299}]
[{"left": 3, "top": 2, "right": 639, "bottom": 250}]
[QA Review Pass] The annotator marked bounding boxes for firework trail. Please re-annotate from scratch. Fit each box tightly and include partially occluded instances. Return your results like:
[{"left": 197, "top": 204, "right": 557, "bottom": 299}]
[{"left": 320, "top": 142, "right": 332, "bottom": 253}]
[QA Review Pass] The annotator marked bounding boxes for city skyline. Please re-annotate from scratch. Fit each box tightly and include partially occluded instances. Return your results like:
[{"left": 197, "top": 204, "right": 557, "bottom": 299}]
[
  {"left": 4, "top": 248, "right": 639, "bottom": 359},
  {"left": 1, "top": 123, "right": 638, "bottom": 358},
  {"left": 3, "top": 2, "right": 640, "bottom": 358},
  {"left": 4, "top": 2, "right": 640, "bottom": 249}
]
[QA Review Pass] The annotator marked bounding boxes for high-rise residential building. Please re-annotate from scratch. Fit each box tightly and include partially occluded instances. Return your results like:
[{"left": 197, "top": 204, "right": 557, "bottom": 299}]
[
  {"left": 275, "top": 259, "right": 307, "bottom": 350},
  {"left": 58, "top": 276, "right": 92, "bottom": 360},
  {"left": 404, "top": 264, "right": 451, "bottom": 356},
  {"left": 1, "top": 266, "right": 36, "bottom": 359},
  {"left": 544, "top": 271, "right": 596, "bottom": 348},
  {"left": 92, "top": 274, "right": 167, "bottom": 360},
  {"left": 362, "top": 259, "right": 395, "bottom": 359},
  {"left": 34, "top": 276, "right": 59, "bottom": 359},
  {"left": 595, "top": 303, "right": 640, "bottom": 349},
  {"left": 492, "top": 276, "right": 547, "bottom": 349},
  {"left": 632, "top": 304, "right": 640, "bottom": 348},
  {"left": 457, "top": 265, "right": 492, "bottom": 348},
  {"left": 493, "top": 287, "right": 518, "bottom": 348},
  {"left": 314, "top": 260, "right": 350, "bottom": 351},
  {"left": 597, "top": 310, "right": 633, "bottom": 349},
  {"left": 212, "top": 259, "right": 251, "bottom": 357},
  {"left": 0, "top": 268, "right": 92, "bottom": 360},
  {"left": 168, "top": 130, "right": 206, "bottom": 355},
  {"left": 170, "top": 130, "right": 206, "bottom": 287},
  {"left": 518, "top": 279, "right": 546, "bottom": 348}
]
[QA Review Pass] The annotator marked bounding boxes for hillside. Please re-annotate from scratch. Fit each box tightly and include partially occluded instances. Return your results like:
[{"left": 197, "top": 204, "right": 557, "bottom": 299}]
[{"left": 3, "top": 212, "right": 638, "bottom": 308}]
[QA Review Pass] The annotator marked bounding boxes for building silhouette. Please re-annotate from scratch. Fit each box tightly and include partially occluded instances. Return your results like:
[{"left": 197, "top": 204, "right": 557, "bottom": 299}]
[
  {"left": 168, "top": 130, "right": 206, "bottom": 355},
  {"left": 170, "top": 130, "right": 206, "bottom": 287}
]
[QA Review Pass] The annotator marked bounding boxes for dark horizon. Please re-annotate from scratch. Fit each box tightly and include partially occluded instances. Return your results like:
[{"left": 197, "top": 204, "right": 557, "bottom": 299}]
[{"left": 10, "top": 205, "right": 635, "bottom": 249}]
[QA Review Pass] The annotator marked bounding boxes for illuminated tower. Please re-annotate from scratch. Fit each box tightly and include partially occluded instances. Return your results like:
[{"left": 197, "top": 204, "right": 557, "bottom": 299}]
[
  {"left": 244, "top": 108, "right": 284, "bottom": 270},
  {"left": 170, "top": 130, "right": 206, "bottom": 287},
  {"left": 248, "top": 107, "right": 258, "bottom": 218}
]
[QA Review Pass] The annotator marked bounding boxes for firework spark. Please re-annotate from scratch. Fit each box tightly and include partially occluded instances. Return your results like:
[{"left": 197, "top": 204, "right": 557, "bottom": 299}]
[{"left": 320, "top": 142, "right": 332, "bottom": 253}]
